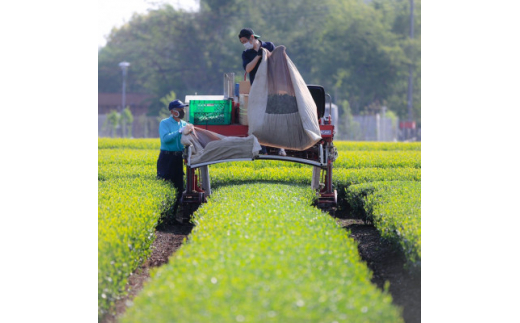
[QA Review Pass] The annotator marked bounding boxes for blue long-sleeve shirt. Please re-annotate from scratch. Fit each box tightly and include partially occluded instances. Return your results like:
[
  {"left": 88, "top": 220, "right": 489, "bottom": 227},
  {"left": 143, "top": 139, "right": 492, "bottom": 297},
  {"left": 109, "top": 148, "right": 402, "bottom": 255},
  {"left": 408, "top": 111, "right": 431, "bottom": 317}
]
[{"left": 159, "top": 116, "right": 187, "bottom": 151}]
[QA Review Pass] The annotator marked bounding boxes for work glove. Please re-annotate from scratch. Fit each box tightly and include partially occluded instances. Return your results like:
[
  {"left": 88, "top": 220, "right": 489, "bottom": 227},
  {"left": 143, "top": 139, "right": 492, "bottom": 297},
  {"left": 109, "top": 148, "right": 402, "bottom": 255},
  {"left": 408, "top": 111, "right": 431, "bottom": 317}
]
[
  {"left": 178, "top": 126, "right": 185, "bottom": 133},
  {"left": 182, "top": 123, "right": 194, "bottom": 135},
  {"left": 257, "top": 49, "right": 263, "bottom": 57}
]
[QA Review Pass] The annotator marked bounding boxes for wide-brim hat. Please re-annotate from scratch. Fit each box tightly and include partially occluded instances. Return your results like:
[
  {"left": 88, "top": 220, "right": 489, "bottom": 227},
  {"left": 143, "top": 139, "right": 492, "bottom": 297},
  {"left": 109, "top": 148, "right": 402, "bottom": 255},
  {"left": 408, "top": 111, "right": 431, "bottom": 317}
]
[
  {"left": 238, "top": 28, "right": 260, "bottom": 39},
  {"left": 168, "top": 99, "right": 188, "bottom": 110}
]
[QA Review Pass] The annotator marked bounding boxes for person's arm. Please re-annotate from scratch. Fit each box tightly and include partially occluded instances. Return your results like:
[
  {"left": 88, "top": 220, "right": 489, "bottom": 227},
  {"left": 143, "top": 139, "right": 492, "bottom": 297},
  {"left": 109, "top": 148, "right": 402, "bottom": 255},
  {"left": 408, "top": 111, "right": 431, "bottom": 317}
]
[
  {"left": 245, "top": 55, "right": 262, "bottom": 73},
  {"left": 265, "top": 42, "right": 275, "bottom": 58},
  {"left": 159, "top": 120, "right": 182, "bottom": 143}
]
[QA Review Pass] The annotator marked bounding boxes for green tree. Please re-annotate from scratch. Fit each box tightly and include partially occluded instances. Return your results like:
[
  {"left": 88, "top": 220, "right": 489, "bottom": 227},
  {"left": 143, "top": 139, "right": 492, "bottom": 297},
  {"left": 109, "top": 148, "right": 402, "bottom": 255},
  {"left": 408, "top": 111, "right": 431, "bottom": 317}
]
[
  {"left": 98, "top": 0, "right": 421, "bottom": 125},
  {"left": 318, "top": 1, "right": 409, "bottom": 115},
  {"left": 158, "top": 90, "right": 177, "bottom": 120},
  {"left": 121, "top": 107, "right": 134, "bottom": 138},
  {"left": 371, "top": 0, "right": 421, "bottom": 123},
  {"left": 106, "top": 110, "right": 120, "bottom": 137}
]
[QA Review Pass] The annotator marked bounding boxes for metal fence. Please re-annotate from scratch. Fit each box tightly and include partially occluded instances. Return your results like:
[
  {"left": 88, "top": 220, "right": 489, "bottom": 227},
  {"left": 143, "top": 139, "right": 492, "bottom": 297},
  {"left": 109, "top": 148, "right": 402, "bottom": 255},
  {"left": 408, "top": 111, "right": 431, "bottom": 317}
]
[
  {"left": 98, "top": 114, "right": 420, "bottom": 141},
  {"left": 355, "top": 115, "right": 397, "bottom": 141},
  {"left": 338, "top": 115, "right": 398, "bottom": 142},
  {"left": 99, "top": 114, "right": 161, "bottom": 138}
]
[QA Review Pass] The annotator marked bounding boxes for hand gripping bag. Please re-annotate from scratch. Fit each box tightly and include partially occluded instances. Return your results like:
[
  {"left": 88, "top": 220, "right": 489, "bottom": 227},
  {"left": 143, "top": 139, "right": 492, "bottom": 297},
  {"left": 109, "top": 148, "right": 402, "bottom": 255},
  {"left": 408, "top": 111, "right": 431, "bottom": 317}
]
[{"left": 247, "top": 45, "right": 321, "bottom": 150}]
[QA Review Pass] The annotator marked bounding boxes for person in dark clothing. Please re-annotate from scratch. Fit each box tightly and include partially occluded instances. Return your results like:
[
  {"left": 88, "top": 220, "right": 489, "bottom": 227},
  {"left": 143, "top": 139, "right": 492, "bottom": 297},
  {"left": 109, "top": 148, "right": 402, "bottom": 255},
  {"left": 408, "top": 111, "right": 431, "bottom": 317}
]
[
  {"left": 157, "top": 99, "right": 189, "bottom": 213},
  {"left": 238, "top": 28, "right": 275, "bottom": 85},
  {"left": 238, "top": 28, "right": 286, "bottom": 156}
]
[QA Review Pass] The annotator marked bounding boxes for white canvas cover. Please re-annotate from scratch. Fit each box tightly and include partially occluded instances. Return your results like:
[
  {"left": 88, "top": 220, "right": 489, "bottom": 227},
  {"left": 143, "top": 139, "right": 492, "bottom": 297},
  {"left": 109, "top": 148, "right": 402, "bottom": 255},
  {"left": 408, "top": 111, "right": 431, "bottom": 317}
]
[
  {"left": 180, "top": 124, "right": 261, "bottom": 165},
  {"left": 247, "top": 46, "right": 322, "bottom": 150}
]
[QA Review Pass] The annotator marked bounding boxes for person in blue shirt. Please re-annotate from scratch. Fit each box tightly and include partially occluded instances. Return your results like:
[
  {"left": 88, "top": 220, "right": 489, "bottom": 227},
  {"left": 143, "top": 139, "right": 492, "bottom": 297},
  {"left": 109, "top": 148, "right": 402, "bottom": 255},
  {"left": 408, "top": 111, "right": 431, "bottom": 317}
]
[
  {"left": 238, "top": 28, "right": 286, "bottom": 156},
  {"left": 157, "top": 99, "right": 189, "bottom": 213},
  {"left": 239, "top": 28, "right": 275, "bottom": 85}
]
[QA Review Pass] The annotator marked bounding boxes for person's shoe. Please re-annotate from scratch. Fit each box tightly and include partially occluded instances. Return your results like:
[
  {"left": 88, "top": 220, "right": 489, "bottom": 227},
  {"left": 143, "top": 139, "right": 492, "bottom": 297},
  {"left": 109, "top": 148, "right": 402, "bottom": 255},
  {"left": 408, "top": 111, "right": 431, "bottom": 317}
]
[{"left": 278, "top": 148, "right": 287, "bottom": 156}]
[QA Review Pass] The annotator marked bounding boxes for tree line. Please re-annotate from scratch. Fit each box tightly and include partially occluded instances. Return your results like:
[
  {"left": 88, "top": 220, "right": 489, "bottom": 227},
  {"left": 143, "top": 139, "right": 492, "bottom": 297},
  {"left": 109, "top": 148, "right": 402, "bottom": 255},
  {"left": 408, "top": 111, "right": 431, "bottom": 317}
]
[{"left": 98, "top": 0, "right": 420, "bottom": 124}]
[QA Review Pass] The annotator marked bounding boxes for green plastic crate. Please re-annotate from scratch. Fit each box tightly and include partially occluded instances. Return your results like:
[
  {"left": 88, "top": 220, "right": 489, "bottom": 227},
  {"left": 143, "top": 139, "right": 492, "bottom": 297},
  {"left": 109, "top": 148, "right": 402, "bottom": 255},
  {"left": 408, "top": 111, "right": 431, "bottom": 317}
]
[{"left": 189, "top": 100, "right": 232, "bottom": 125}]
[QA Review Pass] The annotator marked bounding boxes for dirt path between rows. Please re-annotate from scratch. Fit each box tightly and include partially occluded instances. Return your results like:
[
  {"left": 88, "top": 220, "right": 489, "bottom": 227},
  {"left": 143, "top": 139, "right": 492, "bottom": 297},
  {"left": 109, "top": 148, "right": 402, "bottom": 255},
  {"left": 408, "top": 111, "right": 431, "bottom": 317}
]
[
  {"left": 101, "top": 213, "right": 420, "bottom": 323},
  {"left": 100, "top": 221, "right": 194, "bottom": 323},
  {"left": 335, "top": 217, "right": 421, "bottom": 323}
]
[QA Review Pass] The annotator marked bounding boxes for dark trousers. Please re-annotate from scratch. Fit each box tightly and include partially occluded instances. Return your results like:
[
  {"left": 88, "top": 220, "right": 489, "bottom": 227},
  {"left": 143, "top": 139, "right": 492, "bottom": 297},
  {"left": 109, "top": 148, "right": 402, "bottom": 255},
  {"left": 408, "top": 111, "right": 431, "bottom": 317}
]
[{"left": 157, "top": 150, "right": 184, "bottom": 212}]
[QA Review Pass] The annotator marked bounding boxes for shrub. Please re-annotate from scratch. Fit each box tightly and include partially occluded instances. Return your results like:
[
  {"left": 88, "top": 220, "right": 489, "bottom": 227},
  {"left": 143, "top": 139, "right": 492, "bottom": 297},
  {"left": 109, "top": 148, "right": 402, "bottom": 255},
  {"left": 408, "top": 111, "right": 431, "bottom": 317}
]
[
  {"left": 346, "top": 181, "right": 421, "bottom": 271},
  {"left": 121, "top": 183, "right": 403, "bottom": 323},
  {"left": 98, "top": 142, "right": 175, "bottom": 318}
]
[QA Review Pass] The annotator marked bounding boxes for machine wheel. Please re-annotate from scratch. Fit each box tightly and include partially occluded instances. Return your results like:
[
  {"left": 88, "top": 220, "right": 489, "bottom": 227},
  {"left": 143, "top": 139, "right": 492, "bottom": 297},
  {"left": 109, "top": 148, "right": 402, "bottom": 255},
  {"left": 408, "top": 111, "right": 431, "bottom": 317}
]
[
  {"left": 177, "top": 192, "right": 205, "bottom": 223},
  {"left": 178, "top": 203, "right": 196, "bottom": 223}
]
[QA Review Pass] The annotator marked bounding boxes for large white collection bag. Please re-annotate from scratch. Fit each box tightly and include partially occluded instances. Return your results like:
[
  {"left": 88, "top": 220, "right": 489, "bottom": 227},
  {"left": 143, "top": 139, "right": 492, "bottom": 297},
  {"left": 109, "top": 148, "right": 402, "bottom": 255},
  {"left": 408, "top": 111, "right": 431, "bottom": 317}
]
[
  {"left": 180, "top": 124, "right": 261, "bottom": 165},
  {"left": 247, "top": 45, "right": 322, "bottom": 150}
]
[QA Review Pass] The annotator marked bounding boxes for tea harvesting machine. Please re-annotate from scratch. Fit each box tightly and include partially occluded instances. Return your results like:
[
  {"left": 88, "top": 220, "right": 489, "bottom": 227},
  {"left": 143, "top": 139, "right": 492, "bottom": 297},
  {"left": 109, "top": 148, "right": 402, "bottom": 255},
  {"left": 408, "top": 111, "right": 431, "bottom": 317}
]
[{"left": 178, "top": 84, "right": 338, "bottom": 223}]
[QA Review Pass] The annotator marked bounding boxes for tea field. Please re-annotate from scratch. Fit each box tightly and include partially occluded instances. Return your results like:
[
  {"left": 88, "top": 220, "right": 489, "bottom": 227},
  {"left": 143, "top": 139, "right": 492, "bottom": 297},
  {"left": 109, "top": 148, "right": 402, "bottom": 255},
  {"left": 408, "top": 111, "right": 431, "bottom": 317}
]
[{"left": 98, "top": 138, "right": 421, "bottom": 322}]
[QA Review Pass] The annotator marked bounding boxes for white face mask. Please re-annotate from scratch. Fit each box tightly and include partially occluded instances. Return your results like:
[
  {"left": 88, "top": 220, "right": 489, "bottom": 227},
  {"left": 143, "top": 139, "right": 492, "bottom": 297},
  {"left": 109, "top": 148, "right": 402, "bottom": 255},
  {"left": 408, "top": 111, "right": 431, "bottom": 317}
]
[{"left": 243, "top": 40, "right": 253, "bottom": 50}]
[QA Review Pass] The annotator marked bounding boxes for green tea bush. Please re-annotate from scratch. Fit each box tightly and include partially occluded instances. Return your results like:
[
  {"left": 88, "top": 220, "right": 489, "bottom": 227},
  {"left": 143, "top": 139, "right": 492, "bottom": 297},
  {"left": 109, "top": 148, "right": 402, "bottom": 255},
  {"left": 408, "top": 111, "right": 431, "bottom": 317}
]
[
  {"left": 213, "top": 143, "right": 421, "bottom": 170},
  {"left": 98, "top": 178, "right": 175, "bottom": 317},
  {"left": 208, "top": 141, "right": 420, "bottom": 190},
  {"left": 334, "top": 142, "right": 421, "bottom": 151},
  {"left": 121, "top": 183, "right": 403, "bottom": 323},
  {"left": 98, "top": 141, "right": 175, "bottom": 318},
  {"left": 346, "top": 181, "right": 421, "bottom": 270},
  {"left": 98, "top": 138, "right": 420, "bottom": 152},
  {"left": 98, "top": 149, "right": 158, "bottom": 167},
  {"left": 98, "top": 138, "right": 160, "bottom": 150},
  {"left": 98, "top": 138, "right": 420, "bottom": 320},
  {"left": 98, "top": 164, "right": 157, "bottom": 181},
  {"left": 98, "top": 139, "right": 421, "bottom": 152},
  {"left": 334, "top": 168, "right": 421, "bottom": 187},
  {"left": 334, "top": 151, "right": 421, "bottom": 169},
  {"left": 209, "top": 166, "right": 421, "bottom": 192}
]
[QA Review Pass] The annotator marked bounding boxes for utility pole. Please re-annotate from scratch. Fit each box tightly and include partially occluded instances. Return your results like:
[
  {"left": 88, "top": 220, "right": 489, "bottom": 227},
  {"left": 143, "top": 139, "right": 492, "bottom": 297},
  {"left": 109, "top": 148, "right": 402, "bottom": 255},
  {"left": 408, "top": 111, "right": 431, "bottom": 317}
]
[
  {"left": 119, "top": 61, "right": 130, "bottom": 112},
  {"left": 382, "top": 105, "right": 387, "bottom": 141},
  {"left": 119, "top": 61, "right": 130, "bottom": 138},
  {"left": 407, "top": 0, "right": 414, "bottom": 123}
]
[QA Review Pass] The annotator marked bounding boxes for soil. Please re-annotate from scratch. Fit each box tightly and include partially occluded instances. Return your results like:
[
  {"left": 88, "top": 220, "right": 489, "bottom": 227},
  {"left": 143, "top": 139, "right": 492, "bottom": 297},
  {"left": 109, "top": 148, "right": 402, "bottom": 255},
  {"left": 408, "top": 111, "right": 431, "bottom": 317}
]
[
  {"left": 334, "top": 213, "right": 421, "bottom": 323},
  {"left": 100, "top": 220, "right": 194, "bottom": 323},
  {"left": 101, "top": 210, "right": 420, "bottom": 323}
]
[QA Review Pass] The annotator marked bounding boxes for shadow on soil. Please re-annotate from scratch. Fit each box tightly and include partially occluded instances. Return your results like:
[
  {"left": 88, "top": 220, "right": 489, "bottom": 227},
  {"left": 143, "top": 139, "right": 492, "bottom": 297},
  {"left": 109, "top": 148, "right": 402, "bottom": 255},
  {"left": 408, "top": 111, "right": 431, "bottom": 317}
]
[{"left": 333, "top": 206, "right": 421, "bottom": 323}]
